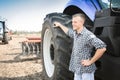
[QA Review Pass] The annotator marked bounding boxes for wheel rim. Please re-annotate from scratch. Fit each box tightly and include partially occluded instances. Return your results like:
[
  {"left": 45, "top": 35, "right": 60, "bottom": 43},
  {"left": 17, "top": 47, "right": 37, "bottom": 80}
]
[{"left": 43, "top": 28, "right": 55, "bottom": 77}]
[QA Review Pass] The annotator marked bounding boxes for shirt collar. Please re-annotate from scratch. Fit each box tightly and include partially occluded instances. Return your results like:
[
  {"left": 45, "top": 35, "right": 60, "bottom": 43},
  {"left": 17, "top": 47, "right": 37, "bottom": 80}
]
[
  {"left": 80, "top": 27, "right": 86, "bottom": 35},
  {"left": 75, "top": 27, "right": 86, "bottom": 35}
]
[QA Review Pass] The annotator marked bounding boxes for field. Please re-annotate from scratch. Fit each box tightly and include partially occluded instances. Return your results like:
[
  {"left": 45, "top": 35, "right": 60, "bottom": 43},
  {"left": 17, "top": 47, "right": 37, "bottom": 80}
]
[{"left": 0, "top": 34, "right": 43, "bottom": 80}]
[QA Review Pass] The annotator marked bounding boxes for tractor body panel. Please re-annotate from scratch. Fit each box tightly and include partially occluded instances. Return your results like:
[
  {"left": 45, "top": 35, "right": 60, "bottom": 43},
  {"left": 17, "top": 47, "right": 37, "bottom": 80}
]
[{"left": 64, "top": 0, "right": 101, "bottom": 21}]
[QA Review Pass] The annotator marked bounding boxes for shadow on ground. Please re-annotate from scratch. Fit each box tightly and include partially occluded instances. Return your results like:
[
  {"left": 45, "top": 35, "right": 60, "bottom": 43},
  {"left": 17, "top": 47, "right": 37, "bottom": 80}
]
[
  {"left": 0, "top": 57, "right": 40, "bottom": 63},
  {"left": 0, "top": 72, "right": 44, "bottom": 80},
  {"left": 0, "top": 52, "right": 41, "bottom": 63}
]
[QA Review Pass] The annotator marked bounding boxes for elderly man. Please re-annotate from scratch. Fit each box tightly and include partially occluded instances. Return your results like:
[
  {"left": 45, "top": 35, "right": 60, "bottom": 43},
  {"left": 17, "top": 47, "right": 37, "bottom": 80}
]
[{"left": 54, "top": 13, "right": 106, "bottom": 80}]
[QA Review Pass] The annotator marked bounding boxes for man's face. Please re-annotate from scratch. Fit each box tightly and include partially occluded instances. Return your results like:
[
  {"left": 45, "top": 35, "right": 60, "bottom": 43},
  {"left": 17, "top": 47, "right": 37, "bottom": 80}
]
[{"left": 72, "top": 16, "right": 84, "bottom": 31}]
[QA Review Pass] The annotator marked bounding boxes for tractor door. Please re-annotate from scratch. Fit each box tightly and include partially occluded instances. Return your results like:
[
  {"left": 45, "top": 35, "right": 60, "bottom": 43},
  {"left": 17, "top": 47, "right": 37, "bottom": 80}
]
[{"left": 0, "top": 21, "right": 4, "bottom": 40}]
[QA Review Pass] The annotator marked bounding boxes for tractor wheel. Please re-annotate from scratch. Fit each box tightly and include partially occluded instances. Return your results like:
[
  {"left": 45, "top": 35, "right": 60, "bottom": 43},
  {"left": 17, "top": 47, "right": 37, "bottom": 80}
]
[
  {"left": 2, "top": 33, "right": 8, "bottom": 44},
  {"left": 41, "top": 13, "right": 73, "bottom": 80}
]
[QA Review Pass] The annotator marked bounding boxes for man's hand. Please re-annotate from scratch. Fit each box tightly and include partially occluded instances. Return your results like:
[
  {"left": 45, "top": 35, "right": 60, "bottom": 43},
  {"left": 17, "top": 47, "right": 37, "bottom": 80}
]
[
  {"left": 81, "top": 59, "right": 92, "bottom": 67},
  {"left": 81, "top": 48, "right": 106, "bottom": 67},
  {"left": 53, "top": 21, "right": 69, "bottom": 34},
  {"left": 54, "top": 22, "right": 62, "bottom": 27}
]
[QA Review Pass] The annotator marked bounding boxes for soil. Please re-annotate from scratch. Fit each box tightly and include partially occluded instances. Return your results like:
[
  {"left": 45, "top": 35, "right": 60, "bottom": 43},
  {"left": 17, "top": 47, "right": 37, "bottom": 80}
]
[{"left": 0, "top": 34, "right": 43, "bottom": 80}]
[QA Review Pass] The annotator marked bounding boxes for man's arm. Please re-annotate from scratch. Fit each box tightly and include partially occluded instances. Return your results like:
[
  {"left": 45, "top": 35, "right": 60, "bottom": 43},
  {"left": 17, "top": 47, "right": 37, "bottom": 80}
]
[
  {"left": 90, "top": 48, "right": 106, "bottom": 64},
  {"left": 54, "top": 22, "right": 68, "bottom": 34},
  {"left": 81, "top": 48, "right": 106, "bottom": 66}
]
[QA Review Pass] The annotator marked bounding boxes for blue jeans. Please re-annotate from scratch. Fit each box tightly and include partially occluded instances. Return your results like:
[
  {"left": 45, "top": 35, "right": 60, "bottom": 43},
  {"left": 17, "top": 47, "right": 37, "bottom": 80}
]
[{"left": 74, "top": 71, "right": 95, "bottom": 80}]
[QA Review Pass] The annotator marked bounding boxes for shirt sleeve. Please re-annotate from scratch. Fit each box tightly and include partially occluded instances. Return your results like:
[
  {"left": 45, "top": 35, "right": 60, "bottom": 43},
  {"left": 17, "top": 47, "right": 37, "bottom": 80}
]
[
  {"left": 67, "top": 29, "right": 74, "bottom": 38},
  {"left": 89, "top": 35, "right": 107, "bottom": 49}
]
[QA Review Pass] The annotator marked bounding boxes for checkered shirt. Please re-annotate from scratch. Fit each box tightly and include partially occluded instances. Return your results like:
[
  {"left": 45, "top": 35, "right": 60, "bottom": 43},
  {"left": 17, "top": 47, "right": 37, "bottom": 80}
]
[{"left": 67, "top": 27, "right": 106, "bottom": 75}]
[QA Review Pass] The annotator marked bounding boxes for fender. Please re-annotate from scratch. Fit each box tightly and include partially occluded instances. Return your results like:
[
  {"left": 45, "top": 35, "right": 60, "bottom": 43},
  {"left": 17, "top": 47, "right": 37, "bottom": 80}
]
[{"left": 63, "top": 0, "right": 101, "bottom": 21}]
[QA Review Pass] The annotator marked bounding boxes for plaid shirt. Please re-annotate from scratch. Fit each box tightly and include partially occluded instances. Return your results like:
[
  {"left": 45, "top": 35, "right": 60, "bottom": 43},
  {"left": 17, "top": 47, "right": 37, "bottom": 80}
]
[{"left": 67, "top": 27, "right": 106, "bottom": 75}]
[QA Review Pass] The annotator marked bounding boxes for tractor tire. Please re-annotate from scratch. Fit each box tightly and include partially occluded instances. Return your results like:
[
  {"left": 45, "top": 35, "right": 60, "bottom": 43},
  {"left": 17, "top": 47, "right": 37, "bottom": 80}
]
[
  {"left": 41, "top": 13, "right": 73, "bottom": 80},
  {"left": 3, "top": 33, "right": 9, "bottom": 44}
]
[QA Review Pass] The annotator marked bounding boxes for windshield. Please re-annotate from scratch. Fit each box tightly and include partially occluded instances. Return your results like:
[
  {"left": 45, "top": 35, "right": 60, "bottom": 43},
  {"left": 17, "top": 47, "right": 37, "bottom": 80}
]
[
  {"left": 0, "top": 22, "right": 3, "bottom": 33},
  {"left": 0, "top": 22, "right": 3, "bottom": 29},
  {"left": 98, "top": 0, "right": 120, "bottom": 9},
  {"left": 111, "top": 0, "right": 120, "bottom": 8},
  {"left": 98, "top": 0, "right": 110, "bottom": 9}
]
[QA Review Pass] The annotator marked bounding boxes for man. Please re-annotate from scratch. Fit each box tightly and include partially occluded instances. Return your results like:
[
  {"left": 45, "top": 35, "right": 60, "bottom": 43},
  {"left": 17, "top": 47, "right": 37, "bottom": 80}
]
[{"left": 54, "top": 13, "right": 106, "bottom": 80}]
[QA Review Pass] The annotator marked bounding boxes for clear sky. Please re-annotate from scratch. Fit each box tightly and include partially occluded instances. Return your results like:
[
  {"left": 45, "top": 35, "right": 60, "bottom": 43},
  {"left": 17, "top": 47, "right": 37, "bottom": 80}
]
[{"left": 0, "top": 0, "right": 68, "bottom": 31}]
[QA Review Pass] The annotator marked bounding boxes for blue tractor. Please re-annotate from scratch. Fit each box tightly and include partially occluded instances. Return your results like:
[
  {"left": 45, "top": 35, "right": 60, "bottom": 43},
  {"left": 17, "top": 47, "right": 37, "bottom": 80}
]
[
  {"left": 41, "top": 0, "right": 120, "bottom": 80},
  {"left": 0, "top": 21, "right": 12, "bottom": 44}
]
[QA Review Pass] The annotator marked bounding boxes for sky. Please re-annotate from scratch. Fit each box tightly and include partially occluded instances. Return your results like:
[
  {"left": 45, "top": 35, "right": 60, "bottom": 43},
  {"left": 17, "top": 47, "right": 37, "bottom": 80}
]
[{"left": 0, "top": 0, "right": 68, "bottom": 31}]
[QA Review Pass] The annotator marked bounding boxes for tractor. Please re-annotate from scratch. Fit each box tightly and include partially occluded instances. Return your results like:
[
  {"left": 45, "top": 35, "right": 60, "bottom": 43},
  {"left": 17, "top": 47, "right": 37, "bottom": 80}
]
[
  {"left": 41, "top": 0, "right": 120, "bottom": 80},
  {"left": 0, "top": 21, "right": 12, "bottom": 44}
]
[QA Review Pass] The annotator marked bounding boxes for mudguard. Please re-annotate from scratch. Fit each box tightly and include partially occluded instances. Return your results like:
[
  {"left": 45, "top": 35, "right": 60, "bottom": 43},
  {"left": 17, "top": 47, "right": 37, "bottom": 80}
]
[{"left": 64, "top": 0, "right": 101, "bottom": 21}]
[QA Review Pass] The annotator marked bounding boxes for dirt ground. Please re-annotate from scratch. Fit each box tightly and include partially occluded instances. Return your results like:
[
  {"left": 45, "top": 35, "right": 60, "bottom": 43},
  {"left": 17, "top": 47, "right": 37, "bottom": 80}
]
[{"left": 0, "top": 34, "right": 43, "bottom": 80}]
